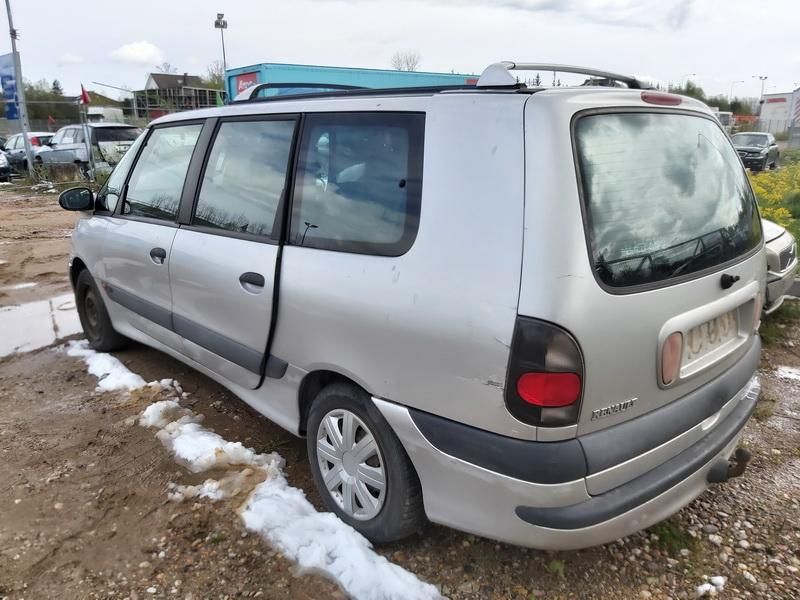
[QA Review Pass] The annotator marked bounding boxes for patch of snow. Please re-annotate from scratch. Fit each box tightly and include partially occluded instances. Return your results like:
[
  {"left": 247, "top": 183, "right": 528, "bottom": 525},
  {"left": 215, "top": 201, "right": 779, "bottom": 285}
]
[
  {"left": 155, "top": 416, "right": 283, "bottom": 473},
  {"left": 1, "top": 281, "right": 36, "bottom": 290},
  {"left": 776, "top": 366, "right": 800, "bottom": 382},
  {"left": 139, "top": 400, "right": 190, "bottom": 428},
  {"left": 167, "top": 469, "right": 262, "bottom": 502},
  {"left": 65, "top": 340, "right": 147, "bottom": 392},
  {"left": 140, "top": 401, "right": 442, "bottom": 600},
  {"left": 242, "top": 469, "right": 442, "bottom": 600},
  {"left": 696, "top": 575, "right": 726, "bottom": 597}
]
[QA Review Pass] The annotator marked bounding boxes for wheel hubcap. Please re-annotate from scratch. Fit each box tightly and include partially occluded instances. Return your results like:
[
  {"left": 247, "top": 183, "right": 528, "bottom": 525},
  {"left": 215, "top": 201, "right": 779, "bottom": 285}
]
[{"left": 316, "top": 409, "right": 386, "bottom": 521}]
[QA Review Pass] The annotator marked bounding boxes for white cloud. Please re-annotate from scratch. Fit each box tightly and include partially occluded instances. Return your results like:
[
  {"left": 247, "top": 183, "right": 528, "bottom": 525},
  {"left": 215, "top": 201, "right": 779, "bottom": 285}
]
[
  {"left": 56, "top": 52, "right": 84, "bottom": 66},
  {"left": 110, "top": 41, "right": 164, "bottom": 66}
]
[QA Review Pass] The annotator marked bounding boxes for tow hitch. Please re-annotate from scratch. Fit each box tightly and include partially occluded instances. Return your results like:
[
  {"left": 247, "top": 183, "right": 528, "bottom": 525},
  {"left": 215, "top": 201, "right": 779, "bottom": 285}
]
[{"left": 707, "top": 447, "right": 752, "bottom": 484}]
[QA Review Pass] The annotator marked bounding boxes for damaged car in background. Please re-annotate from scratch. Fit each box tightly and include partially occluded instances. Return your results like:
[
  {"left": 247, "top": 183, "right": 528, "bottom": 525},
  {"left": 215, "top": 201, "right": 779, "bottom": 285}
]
[{"left": 39, "top": 122, "right": 142, "bottom": 178}]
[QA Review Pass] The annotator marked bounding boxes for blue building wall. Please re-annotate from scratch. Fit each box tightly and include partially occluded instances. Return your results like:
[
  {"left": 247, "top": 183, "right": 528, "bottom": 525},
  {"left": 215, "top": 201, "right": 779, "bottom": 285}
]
[{"left": 226, "top": 62, "right": 477, "bottom": 100}]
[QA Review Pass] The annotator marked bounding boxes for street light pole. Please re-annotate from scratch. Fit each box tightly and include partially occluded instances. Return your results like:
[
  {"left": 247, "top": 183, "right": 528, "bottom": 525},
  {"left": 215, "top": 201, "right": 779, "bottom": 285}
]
[
  {"left": 4, "top": 0, "right": 35, "bottom": 180},
  {"left": 752, "top": 75, "right": 768, "bottom": 115},
  {"left": 214, "top": 13, "right": 228, "bottom": 74},
  {"left": 729, "top": 80, "right": 744, "bottom": 102}
]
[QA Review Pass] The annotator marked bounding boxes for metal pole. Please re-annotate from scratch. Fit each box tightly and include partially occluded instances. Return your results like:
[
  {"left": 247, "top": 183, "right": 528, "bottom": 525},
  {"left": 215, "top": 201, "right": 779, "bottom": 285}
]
[
  {"left": 4, "top": 0, "right": 35, "bottom": 180},
  {"left": 789, "top": 87, "right": 798, "bottom": 150},
  {"left": 78, "top": 106, "right": 95, "bottom": 181},
  {"left": 220, "top": 28, "right": 227, "bottom": 73}
]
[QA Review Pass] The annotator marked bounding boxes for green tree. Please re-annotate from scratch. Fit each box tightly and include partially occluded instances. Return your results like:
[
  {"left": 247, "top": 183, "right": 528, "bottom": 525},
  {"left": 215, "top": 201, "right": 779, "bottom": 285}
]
[{"left": 203, "top": 60, "right": 224, "bottom": 89}]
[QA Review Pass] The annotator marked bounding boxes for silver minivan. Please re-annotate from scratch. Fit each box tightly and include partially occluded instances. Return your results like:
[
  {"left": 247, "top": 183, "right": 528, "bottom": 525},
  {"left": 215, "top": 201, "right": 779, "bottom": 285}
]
[{"left": 59, "top": 62, "right": 766, "bottom": 550}]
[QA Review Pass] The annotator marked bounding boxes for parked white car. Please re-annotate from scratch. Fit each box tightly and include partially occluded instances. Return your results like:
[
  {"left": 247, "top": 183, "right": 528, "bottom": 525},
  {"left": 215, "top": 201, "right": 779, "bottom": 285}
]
[{"left": 762, "top": 219, "right": 798, "bottom": 314}]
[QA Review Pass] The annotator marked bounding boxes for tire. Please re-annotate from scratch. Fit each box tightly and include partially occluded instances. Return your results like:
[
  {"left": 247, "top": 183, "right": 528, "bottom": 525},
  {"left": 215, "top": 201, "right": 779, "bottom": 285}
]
[
  {"left": 306, "top": 382, "right": 425, "bottom": 544},
  {"left": 75, "top": 269, "right": 128, "bottom": 352}
]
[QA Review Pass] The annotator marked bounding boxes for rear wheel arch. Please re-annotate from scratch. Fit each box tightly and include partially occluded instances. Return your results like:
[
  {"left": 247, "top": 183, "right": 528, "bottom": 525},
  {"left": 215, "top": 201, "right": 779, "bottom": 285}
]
[{"left": 298, "top": 369, "right": 362, "bottom": 436}]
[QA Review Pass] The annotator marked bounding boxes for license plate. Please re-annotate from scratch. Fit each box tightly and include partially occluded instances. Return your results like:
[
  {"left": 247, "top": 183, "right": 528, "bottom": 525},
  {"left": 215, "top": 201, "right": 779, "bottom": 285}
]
[{"left": 683, "top": 311, "right": 739, "bottom": 364}]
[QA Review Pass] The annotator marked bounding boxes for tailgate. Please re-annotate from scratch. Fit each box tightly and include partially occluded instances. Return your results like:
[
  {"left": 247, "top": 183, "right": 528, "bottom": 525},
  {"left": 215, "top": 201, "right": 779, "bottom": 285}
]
[{"left": 519, "top": 92, "right": 765, "bottom": 436}]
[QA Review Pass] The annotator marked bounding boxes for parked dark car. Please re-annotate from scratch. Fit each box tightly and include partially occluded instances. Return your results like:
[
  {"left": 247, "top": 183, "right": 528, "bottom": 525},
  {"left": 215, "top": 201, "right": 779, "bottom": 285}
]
[{"left": 731, "top": 132, "right": 779, "bottom": 171}]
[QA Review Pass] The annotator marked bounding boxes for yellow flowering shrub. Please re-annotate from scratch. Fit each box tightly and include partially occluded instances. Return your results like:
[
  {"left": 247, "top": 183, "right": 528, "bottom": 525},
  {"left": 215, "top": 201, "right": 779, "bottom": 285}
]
[{"left": 748, "top": 163, "right": 800, "bottom": 231}]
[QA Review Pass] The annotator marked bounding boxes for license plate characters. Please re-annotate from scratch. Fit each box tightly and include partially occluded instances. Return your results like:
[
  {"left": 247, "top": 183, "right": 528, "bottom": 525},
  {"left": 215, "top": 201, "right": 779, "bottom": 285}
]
[{"left": 683, "top": 311, "right": 739, "bottom": 363}]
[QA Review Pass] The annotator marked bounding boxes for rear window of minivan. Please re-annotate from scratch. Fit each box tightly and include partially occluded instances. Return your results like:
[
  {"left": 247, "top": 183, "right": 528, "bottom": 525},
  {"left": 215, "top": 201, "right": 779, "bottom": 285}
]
[{"left": 575, "top": 112, "right": 762, "bottom": 289}]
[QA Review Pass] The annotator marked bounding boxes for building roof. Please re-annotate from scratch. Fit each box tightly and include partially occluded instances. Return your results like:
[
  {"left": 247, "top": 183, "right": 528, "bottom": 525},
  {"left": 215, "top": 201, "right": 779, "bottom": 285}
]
[{"left": 147, "top": 73, "right": 214, "bottom": 89}]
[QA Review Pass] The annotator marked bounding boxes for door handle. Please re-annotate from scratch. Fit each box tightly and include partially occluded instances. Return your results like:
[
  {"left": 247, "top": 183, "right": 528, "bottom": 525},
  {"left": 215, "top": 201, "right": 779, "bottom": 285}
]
[
  {"left": 239, "top": 272, "right": 265, "bottom": 293},
  {"left": 149, "top": 247, "right": 167, "bottom": 265}
]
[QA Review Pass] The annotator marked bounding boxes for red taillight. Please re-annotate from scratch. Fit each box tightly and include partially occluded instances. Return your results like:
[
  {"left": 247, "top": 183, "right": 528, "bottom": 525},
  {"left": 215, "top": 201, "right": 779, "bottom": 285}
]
[
  {"left": 641, "top": 91, "right": 682, "bottom": 106},
  {"left": 30, "top": 136, "right": 40, "bottom": 146},
  {"left": 517, "top": 372, "right": 581, "bottom": 408},
  {"left": 661, "top": 332, "right": 683, "bottom": 385}
]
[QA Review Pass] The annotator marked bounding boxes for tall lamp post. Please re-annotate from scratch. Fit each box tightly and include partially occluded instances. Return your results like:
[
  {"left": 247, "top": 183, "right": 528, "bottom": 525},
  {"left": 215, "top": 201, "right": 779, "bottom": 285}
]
[
  {"left": 214, "top": 13, "right": 227, "bottom": 73},
  {"left": 729, "top": 80, "right": 744, "bottom": 102},
  {"left": 752, "top": 75, "right": 768, "bottom": 115}
]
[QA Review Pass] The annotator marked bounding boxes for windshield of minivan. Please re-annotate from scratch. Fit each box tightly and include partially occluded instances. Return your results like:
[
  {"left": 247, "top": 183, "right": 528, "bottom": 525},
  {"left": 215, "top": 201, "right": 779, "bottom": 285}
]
[
  {"left": 93, "top": 127, "right": 141, "bottom": 142},
  {"left": 575, "top": 113, "right": 762, "bottom": 289},
  {"left": 731, "top": 133, "right": 768, "bottom": 147}
]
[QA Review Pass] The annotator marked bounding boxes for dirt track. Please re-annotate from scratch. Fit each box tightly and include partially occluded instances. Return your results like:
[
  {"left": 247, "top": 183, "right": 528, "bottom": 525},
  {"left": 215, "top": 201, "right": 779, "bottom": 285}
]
[
  {"left": 0, "top": 188, "right": 77, "bottom": 305},
  {"left": 0, "top": 187, "right": 798, "bottom": 599}
]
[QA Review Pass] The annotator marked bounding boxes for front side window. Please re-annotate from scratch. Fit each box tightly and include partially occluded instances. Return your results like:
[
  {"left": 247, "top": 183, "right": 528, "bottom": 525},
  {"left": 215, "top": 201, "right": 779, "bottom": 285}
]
[
  {"left": 123, "top": 124, "right": 202, "bottom": 222},
  {"left": 575, "top": 112, "right": 762, "bottom": 289},
  {"left": 193, "top": 119, "right": 295, "bottom": 238},
  {"left": 62, "top": 128, "right": 77, "bottom": 144},
  {"left": 96, "top": 131, "right": 146, "bottom": 213},
  {"left": 51, "top": 130, "right": 64, "bottom": 145},
  {"left": 291, "top": 112, "right": 424, "bottom": 256}
]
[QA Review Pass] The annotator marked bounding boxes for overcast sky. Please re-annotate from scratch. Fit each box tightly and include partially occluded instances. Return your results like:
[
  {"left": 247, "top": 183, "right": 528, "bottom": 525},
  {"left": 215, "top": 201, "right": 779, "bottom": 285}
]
[{"left": 3, "top": 0, "right": 798, "bottom": 100}]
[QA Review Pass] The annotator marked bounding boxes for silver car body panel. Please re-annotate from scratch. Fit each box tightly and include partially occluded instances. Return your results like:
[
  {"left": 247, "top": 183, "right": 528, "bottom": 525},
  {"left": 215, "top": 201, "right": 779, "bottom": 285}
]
[
  {"left": 168, "top": 228, "right": 278, "bottom": 389},
  {"left": 763, "top": 223, "right": 798, "bottom": 314}
]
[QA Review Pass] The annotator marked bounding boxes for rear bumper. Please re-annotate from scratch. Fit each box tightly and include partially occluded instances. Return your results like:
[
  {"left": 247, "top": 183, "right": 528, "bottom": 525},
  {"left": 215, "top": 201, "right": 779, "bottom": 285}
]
[
  {"left": 374, "top": 341, "right": 761, "bottom": 549},
  {"left": 765, "top": 262, "right": 798, "bottom": 314}
]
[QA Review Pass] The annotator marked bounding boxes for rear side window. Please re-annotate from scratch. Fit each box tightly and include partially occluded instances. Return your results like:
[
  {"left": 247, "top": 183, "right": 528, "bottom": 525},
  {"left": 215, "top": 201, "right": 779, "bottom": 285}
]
[
  {"left": 123, "top": 124, "right": 202, "bottom": 222},
  {"left": 291, "top": 112, "right": 424, "bottom": 256},
  {"left": 193, "top": 119, "right": 295, "bottom": 238},
  {"left": 575, "top": 112, "right": 762, "bottom": 289}
]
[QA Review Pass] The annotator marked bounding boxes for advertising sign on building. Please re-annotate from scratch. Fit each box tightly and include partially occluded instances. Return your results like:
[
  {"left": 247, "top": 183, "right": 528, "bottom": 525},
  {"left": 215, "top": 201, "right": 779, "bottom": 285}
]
[
  {"left": 234, "top": 72, "right": 258, "bottom": 95},
  {"left": 0, "top": 53, "right": 18, "bottom": 120}
]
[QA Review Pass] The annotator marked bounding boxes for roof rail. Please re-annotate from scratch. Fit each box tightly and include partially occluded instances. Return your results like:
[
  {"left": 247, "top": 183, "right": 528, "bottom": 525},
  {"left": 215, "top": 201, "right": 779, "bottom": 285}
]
[
  {"left": 477, "top": 62, "right": 649, "bottom": 90},
  {"left": 233, "top": 82, "right": 366, "bottom": 102}
]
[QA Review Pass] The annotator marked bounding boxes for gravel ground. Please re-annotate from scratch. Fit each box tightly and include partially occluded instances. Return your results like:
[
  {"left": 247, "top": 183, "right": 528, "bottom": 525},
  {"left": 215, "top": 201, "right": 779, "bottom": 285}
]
[{"left": 0, "top": 187, "right": 798, "bottom": 599}]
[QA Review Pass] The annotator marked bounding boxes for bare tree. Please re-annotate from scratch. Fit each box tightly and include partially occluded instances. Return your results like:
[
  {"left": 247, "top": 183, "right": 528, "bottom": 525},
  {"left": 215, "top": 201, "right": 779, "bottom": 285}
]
[
  {"left": 204, "top": 60, "right": 225, "bottom": 89},
  {"left": 155, "top": 61, "right": 178, "bottom": 74},
  {"left": 390, "top": 51, "right": 421, "bottom": 72}
]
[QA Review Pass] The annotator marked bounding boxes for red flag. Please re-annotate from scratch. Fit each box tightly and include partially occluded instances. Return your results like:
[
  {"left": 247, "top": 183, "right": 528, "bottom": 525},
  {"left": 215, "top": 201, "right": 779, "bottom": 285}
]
[
  {"left": 80, "top": 84, "right": 91, "bottom": 105},
  {"left": 47, "top": 115, "right": 55, "bottom": 126}
]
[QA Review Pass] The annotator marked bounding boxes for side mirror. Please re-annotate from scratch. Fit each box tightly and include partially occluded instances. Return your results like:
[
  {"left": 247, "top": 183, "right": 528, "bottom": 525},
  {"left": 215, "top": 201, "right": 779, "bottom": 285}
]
[{"left": 58, "top": 187, "right": 94, "bottom": 211}]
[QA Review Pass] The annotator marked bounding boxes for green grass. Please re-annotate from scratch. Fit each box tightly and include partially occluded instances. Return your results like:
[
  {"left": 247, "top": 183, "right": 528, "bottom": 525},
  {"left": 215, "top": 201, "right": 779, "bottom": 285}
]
[
  {"left": 648, "top": 519, "right": 696, "bottom": 556},
  {"left": 760, "top": 299, "right": 800, "bottom": 346},
  {"left": 544, "top": 559, "right": 566, "bottom": 580}
]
